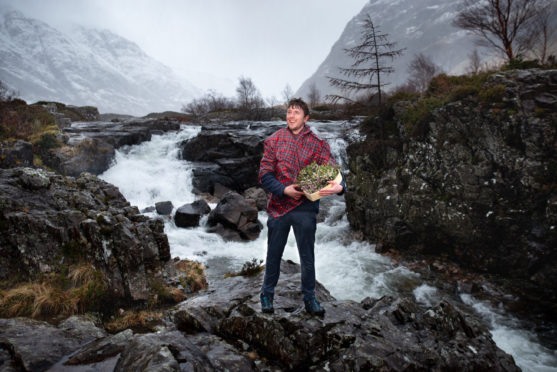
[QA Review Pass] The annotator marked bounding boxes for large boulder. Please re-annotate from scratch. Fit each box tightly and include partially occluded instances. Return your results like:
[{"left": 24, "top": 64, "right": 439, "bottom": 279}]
[
  {"left": 175, "top": 200, "right": 211, "bottom": 228},
  {"left": 345, "top": 69, "right": 557, "bottom": 321},
  {"left": 0, "top": 167, "right": 171, "bottom": 303},
  {"left": 180, "top": 123, "right": 277, "bottom": 194},
  {"left": 207, "top": 192, "right": 262, "bottom": 241}
]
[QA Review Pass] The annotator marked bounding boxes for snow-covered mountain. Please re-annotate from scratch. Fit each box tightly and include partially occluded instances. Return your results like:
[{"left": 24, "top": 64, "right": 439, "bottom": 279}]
[
  {"left": 297, "top": 0, "right": 497, "bottom": 99},
  {"left": 0, "top": 10, "right": 200, "bottom": 115}
]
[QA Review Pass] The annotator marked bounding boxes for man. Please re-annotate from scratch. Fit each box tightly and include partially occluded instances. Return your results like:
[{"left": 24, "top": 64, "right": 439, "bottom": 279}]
[{"left": 258, "top": 98, "right": 345, "bottom": 316}]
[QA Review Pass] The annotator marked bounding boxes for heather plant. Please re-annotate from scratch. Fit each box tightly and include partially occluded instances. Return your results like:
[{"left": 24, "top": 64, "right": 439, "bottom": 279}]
[{"left": 297, "top": 162, "right": 340, "bottom": 194}]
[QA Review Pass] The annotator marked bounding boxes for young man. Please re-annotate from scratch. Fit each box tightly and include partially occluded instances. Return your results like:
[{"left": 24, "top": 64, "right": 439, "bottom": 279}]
[{"left": 258, "top": 98, "right": 345, "bottom": 316}]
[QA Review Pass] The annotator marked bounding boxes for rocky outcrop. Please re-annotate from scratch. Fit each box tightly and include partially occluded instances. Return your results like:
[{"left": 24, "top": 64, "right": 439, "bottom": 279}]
[
  {"left": 0, "top": 262, "right": 519, "bottom": 371},
  {"left": 40, "top": 117, "right": 182, "bottom": 176},
  {"left": 207, "top": 192, "right": 262, "bottom": 241},
  {"left": 345, "top": 69, "right": 557, "bottom": 320},
  {"left": 180, "top": 122, "right": 277, "bottom": 194},
  {"left": 0, "top": 140, "right": 33, "bottom": 168},
  {"left": 0, "top": 167, "right": 172, "bottom": 303}
]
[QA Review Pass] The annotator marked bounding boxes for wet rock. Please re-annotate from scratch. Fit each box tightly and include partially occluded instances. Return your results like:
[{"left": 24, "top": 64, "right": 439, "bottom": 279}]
[
  {"left": 155, "top": 200, "right": 174, "bottom": 215},
  {"left": 0, "top": 140, "right": 34, "bottom": 168},
  {"left": 243, "top": 186, "right": 267, "bottom": 211},
  {"left": 65, "top": 329, "right": 132, "bottom": 365},
  {"left": 174, "top": 260, "right": 519, "bottom": 371},
  {"left": 0, "top": 167, "right": 172, "bottom": 304},
  {"left": 0, "top": 317, "right": 99, "bottom": 372},
  {"left": 180, "top": 123, "right": 276, "bottom": 194},
  {"left": 175, "top": 200, "right": 211, "bottom": 228},
  {"left": 207, "top": 192, "right": 262, "bottom": 241},
  {"left": 345, "top": 69, "right": 557, "bottom": 321}
]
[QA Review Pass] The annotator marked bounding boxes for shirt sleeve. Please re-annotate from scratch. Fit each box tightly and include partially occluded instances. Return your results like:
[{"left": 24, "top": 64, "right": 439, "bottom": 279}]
[
  {"left": 259, "top": 136, "right": 276, "bottom": 182},
  {"left": 261, "top": 172, "right": 285, "bottom": 197}
]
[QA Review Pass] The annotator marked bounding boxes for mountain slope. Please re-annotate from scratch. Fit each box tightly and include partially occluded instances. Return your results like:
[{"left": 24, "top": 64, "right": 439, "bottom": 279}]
[
  {"left": 296, "top": 0, "right": 496, "bottom": 99},
  {"left": 0, "top": 10, "right": 200, "bottom": 115}
]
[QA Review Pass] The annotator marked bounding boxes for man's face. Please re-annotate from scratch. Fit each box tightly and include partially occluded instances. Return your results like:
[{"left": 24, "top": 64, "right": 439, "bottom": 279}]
[{"left": 286, "top": 105, "right": 309, "bottom": 134}]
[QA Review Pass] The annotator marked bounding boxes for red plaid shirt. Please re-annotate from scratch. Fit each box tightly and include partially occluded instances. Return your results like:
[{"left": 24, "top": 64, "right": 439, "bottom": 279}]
[{"left": 259, "top": 124, "right": 336, "bottom": 218}]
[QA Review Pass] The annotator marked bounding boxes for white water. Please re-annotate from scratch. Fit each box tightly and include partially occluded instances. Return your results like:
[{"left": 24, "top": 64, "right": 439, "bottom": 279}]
[{"left": 99, "top": 122, "right": 557, "bottom": 371}]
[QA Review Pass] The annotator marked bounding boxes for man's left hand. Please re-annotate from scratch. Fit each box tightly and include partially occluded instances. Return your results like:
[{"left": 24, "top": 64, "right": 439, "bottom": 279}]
[{"left": 318, "top": 180, "right": 343, "bottom": 196}]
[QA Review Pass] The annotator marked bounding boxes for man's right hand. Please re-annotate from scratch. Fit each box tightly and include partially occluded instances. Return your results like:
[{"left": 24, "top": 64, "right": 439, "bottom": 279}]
[{"left": 284, "top": 184, "right": 305, "bottom": 200}]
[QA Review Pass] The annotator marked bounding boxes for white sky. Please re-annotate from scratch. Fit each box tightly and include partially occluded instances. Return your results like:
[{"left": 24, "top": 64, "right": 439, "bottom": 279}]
[{"left": 3, "top": 0, "right": 368, "bottom": 99}]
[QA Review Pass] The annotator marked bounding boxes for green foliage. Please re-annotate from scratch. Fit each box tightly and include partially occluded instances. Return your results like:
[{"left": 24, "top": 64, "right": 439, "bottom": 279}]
[
  {"left": 297, "top": 162, "right": 340, "bottom": 194},
  {"left": 504, "top": 57, "right": 541, "bottom": 70},
  {"left": 36, "top": 133, "right": 61, "bottom": 153},
  {"left": 401, "top": 97, "right": 443, "bottom": 137},
  {"left": 478, "top": 85, "right": 506, "bottom": 104}
]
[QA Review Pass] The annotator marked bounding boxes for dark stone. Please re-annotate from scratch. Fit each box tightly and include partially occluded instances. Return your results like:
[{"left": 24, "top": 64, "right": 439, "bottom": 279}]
[
  {"left": 345, "top": 69, "right": 557, "bottom": 321},
  {"left": 0, "top": 167, "right": 173, "bottom": 303},
  {"left": 155, "top": 201, "right": 174, "bottom": 215},
  {"left": 0, "top": 141, "right": 34, "bottom": 168},
  {"left": 175, "top": 200, "right": 211, "bottom": 228},
  {"left": 141, "top": 206, "right": 156, "bottom": 213},
  {"left": 243, "top": 187, "right": 267, "bottom": 211},
  {"left": 207, "top": 192, "right": 262, "bottom": 241}
]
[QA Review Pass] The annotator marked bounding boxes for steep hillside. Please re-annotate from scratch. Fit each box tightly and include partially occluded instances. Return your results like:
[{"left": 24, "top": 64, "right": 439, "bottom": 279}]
[{"left": 0, "top": 10, "right": 200, "bottom": 115}]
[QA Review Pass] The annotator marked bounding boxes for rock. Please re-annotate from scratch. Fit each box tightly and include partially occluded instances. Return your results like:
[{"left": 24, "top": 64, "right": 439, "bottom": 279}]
[
  {"left": 0, "top": 167, "right": 172, "bottom": 304},
  {"left": 156, "top": 201, "right": 174, "bottom": 215},
  {"left": 345, "top": 69, "right": 557, "bottom": 321},
  {"left": 141, "top": 206, "right": 156, "bottom": 213},
  {"left": 213, "top": 182, "right": 232, "bottom": 199},
  {"left": 175, "top": 200, "right": 211, "bottom": 228},
  {"left": 243, "top": 186, "right": 267, "bottom": 211},
  {"left": 0, "top": 317, "right": 100, "bottom": 372},
  {"left": 0, "top": 141, "right": 34, "bottom": 168},
  {"left": 173, "top": 260, "right": 519, "bottom": 371},
  {"left": 207, "top": 192, "right": 262, "bottom": 241},
  {"left": 64, "top": 329, "right": 132, "bottom": 365},
  {"left": 41, "top": 117, "right": 181, "bottom": 176},
  {"left": 180, "top": 123, "right": 277, "bottom": 194}
]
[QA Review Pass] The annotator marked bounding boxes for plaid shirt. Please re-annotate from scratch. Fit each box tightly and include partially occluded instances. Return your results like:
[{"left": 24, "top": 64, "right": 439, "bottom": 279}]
[{"left": 259, "top": 124, "right": 336, "bottom": 218}]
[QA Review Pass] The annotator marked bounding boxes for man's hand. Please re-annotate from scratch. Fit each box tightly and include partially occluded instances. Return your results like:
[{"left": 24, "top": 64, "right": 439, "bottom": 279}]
[
  {"left": 284, "top": 184, "right": 305, "bottom": 200},
  {"left": 318, "top": 180, "right": 343, "bottom": 196}
]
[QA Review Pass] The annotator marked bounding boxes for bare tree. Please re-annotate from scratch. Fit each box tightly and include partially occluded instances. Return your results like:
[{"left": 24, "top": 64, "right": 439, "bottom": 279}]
[
  {"left": 407, "top": 53, "right": 442, "bottom": 92},
  {"left": 182, "top": 90, "right": 234, "bottom": 116},
  {"left": 0, "top": 80, "right": 17, "bottom": 102},
  {"left": 527, "top": 1, "right": 556, "bottom": 64},
  {"left": 467, "top": 49, "right": 483, "bottom": 75},
  {"left": 306, "top": 82, "right": 321, "bottom": 108},
  {"left": 236, "top": 76, "right": 262, "bottom": 112},
  {"left": 453, "top": 0, "right": 543, "bottom": 62},
  {"left": 327, "top": 14, "right": 404, "bottom": 105},
  {"left": 282, "top": 84, "right": 294, "bottom": 105}
]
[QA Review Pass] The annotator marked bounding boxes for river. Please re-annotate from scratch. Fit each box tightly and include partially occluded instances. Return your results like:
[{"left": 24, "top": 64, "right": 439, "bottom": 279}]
[{"left": 100, "top": 121, "right": 557, "bottom": 372}]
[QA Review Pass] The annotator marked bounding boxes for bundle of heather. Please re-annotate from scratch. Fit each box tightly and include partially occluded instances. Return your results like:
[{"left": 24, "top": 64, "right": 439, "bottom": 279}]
[{"left": 296, "top": 162, "right": 340, "bottom": 194}]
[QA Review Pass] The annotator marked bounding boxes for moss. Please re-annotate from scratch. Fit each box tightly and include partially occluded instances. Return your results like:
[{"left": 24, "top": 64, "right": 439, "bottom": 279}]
[
  {"left": 401, "top": 97, "right": 442, "bottom": 137},
  {"left": 61, "top": 240, "right": 87, "bottom": 263}
]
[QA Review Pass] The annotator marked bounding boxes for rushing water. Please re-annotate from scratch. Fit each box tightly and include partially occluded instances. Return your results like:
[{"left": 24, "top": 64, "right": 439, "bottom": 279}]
[{"left": 100, "top": 121, "right": 557, "bottom": 371}]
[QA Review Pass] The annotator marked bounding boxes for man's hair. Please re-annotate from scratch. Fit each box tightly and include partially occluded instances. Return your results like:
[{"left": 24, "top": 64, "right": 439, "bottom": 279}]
[{"left": 287, "top": 98, "right": 309, "bottom": 117}]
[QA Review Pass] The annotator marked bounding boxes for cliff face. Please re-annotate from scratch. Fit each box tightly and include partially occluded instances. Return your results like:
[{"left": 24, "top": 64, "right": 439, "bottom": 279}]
[{"left": 345, "top": 69, "right": 557, "bottom": 319}]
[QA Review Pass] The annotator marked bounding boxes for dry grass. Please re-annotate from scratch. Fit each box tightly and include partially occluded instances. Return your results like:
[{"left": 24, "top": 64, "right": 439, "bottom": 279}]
[
  {"left": 0, "top": 264, "right": 108, "bottom": 319},
  {"left": 175, "top": 260, "right": 208, "bottom": 292},
  {"left": 104, "top": 310, "right": 163, "bottom": 334}
]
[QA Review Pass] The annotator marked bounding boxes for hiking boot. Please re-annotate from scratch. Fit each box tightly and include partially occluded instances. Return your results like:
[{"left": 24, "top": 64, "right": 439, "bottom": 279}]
[
  {"left": 260, "top": 293, "right": 274, "bottom": 314},
  {"left": 304, "top": 296, "right": 325, "bottom": 316}
]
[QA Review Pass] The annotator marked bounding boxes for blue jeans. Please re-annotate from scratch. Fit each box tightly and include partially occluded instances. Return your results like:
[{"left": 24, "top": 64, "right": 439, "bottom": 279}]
[{"left": 261, "top": 205, "right": 317, "bottom": 301}]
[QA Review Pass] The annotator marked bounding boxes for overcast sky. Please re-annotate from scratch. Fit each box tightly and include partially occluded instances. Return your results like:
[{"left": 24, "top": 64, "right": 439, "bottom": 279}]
[{"left": 2, "top": 0, "right": 368, "bottom": 99}]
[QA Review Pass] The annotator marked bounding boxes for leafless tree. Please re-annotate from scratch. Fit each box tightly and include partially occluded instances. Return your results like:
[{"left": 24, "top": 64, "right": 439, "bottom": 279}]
[
  {"left": 527, "top": 1, "right": 556, "bottom": 64},
  {"left": 467, "top": 49, "right": 483, "bottom": 75},
  {"left": 182, "top": 90, "right": 234, "bottom": 116},
  {"left": 327, "top": 14, "right": 404, "bottom": 105},
  {"left": 0, "top": 80, "right": 17, "bottom": 102},
  {"left": 307, "top": 82, "right": 321, "bottom": 108},
  {"left": 236, "top": 76, "right": 263, "bottom": 112},
  {"left": 453, "top": 0, "right": 544, "bottom": 62},
  {"left": 282, "top": 84, "right": 294, "bottom": 105},
  {"left": 407, "top": 53, "right": 442, "bottom": 92}
]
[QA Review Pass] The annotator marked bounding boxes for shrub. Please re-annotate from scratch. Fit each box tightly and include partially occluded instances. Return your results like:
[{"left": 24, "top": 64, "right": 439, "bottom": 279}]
[{"left": 224, "top": 258, "right": 264, "bottom": 278}]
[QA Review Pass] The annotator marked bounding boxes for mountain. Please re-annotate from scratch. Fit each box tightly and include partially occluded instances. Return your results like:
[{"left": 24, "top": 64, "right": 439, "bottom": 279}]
[
  {"left": 296, "top": 0, "right": 498, "bottom": 99},
  {"left": 0, "top": 10, "right": 200, "bottom": 115}
]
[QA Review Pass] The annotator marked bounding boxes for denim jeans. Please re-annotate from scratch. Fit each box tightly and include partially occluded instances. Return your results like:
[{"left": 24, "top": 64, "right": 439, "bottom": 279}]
[{"left": 261, "top": 205, "right": 317, "bottom": 301}]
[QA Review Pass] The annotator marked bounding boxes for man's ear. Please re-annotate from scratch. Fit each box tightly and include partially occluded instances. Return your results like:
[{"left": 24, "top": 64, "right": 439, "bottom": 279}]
[{"left": 304, "top": 115, "right": 309, "bottom": 123}]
